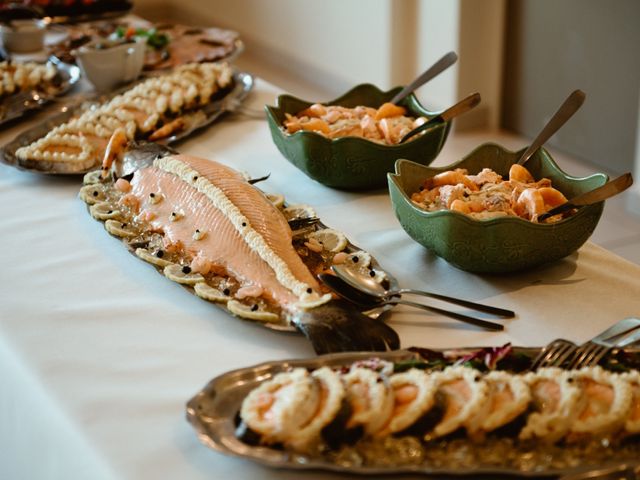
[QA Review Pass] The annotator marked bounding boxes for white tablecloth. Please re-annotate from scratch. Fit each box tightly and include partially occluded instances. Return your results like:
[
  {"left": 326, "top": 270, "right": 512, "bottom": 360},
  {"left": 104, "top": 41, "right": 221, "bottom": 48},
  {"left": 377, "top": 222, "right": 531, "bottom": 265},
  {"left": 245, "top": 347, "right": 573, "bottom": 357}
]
[{"left": 1, "top": 77, "right": 640, "bottom": 480}]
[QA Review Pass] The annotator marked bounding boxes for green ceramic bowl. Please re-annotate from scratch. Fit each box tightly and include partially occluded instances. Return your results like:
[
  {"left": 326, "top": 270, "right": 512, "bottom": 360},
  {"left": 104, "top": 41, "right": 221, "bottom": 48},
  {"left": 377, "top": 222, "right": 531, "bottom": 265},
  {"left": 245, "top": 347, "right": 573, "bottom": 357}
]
[
  {"left": 388, "top": 143, "right": 608, "bottom": 273},
  {"left": 265, "top": 84, "right": 452, "bottom": 190}
]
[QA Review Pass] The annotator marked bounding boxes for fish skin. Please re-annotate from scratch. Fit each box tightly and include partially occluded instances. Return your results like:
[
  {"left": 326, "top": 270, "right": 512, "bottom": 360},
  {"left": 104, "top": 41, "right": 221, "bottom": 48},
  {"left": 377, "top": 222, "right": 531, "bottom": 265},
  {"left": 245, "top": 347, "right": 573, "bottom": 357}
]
[{"left": 291, "top": 300, "right": 400, "bottom": 354}]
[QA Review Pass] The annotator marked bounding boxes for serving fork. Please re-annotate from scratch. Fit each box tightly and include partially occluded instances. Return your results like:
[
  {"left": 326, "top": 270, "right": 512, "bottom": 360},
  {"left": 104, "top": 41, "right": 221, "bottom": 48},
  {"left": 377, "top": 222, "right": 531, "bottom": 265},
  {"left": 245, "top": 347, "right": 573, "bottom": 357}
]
[{"left": 530, "top": 317, "right": 640, "bottom": 370}]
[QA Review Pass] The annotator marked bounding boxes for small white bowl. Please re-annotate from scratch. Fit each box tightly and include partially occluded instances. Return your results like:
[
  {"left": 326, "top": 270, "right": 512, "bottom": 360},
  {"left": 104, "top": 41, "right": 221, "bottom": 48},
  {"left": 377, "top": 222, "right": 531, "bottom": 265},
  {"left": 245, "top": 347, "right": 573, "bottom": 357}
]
[
  {"left": 1, "top": 19, "right": 46, "bottom": 53},
  {"left": 76, "top": 37, "right": 146, "bottom": 92}
]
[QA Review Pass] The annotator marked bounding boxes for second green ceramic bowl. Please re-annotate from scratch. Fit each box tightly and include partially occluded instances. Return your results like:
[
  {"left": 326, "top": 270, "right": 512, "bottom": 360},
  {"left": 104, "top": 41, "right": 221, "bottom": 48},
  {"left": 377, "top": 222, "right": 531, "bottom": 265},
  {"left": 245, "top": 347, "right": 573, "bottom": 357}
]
[
  {"left": 265, "top": 83, "right": 451, "bottom": 190},
  {"left": 388, "top": 143, "right": 608, "bottom": 273}
]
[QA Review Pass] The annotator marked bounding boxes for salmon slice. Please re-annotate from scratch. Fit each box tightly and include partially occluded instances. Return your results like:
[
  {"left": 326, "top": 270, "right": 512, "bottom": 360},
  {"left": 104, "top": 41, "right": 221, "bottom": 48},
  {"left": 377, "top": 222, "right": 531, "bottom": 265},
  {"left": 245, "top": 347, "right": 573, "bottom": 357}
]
[
  {"left": 429, "top": 366, "right": 488, "bottom": 439},
  {"left": 130, "top": 154, "right": 325, "bottom": 309},
  {"left": 622, "top": 371, "right": 640, "bottom": 434},
  {"left": 567, "top": 366, "right": 632, "bottom": 441}
]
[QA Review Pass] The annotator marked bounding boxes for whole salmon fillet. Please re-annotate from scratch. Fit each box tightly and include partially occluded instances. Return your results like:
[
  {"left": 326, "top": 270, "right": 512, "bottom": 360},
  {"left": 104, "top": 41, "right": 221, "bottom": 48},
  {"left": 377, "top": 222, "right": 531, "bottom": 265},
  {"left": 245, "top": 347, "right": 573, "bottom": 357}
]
[{"left": 80, "top": 145, "right": 399, "bottom": 353}]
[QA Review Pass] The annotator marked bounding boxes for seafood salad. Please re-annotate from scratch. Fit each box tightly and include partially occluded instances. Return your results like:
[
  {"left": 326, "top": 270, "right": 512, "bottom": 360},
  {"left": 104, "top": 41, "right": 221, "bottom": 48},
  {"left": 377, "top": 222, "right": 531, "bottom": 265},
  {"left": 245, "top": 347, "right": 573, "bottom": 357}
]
[
  {"left": 79, "top": 141, "right": 399, "bottom": 353},
  {"left": 283, "top": 102, "right": 428, "bottom": 145},
  {"left": 235, "top": 356, "right": 640, "bottom": 469},
  {"left": 0, "top": 61, "right": 57, "bottom": 99},
  {"left": 410, "top": 163, "right": 571, "bottom": 222},
  {"left": 15, "top": 62, "right": 233, "bottom": 173}
]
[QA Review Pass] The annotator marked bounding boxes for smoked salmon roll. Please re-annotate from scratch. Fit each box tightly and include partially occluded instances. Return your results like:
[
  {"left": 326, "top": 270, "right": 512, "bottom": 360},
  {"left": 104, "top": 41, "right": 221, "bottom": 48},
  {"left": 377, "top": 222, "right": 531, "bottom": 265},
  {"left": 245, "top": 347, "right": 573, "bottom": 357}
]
[
  {"left": 377, "top": 368, "right": 442, "bottom": 437},
  {"left": 427, "top": 366, "right": 489, "bottom": 440},
  {"left": 520, "top": 368, "right": 581, "bottom": 443},
  {"left": 465, "top": 370, "right": 531, "bottom": 441},
  {"left": 341, "top": 367, "right": 394, "bottom": 441},
  {"left": 566, "top": 366, "right": 632, "bottom": 442}
]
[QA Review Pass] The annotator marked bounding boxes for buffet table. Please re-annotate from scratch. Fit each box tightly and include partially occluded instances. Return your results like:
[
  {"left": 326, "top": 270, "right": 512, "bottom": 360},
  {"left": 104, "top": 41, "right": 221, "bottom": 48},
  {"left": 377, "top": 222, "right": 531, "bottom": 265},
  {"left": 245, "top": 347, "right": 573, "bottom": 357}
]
[{"left": 1, "top": 76, "right": 640, "bottom": 480}]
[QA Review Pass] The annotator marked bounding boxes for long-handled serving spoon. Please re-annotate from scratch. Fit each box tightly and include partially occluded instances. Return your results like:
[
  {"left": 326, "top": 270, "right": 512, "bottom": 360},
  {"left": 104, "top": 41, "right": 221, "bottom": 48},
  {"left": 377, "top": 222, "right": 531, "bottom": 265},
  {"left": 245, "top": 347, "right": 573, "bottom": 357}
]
[
  {"left": 400, "top": 92, "right": 481, "bottom": 143},
  {"left": 319, "top": 273, "right": 504, "bottom": 331},
  {"left": 537, "top": 172, "right": 633, "bottom": 222},
  {"left": 389, "top": 51, "right": 458, "bottom": 105},
  {"left": 516, "top": 89, "right": 586, "bottom": 166},
  {"left": 331, "top": 264, "right": 514, "bottom": 317}
]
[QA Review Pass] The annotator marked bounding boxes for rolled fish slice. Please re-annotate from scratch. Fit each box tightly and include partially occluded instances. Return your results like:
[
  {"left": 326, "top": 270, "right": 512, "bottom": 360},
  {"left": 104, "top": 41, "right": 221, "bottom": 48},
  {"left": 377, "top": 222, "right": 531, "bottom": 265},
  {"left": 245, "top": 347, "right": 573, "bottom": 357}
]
[
  {"left": 341, "top": 367, "right": 394, "bottom": 439},
  {"left": 377, "top": 368, "right": 442, "bottom": 437},
  {"left": 465, "top": 370, "right": 531, "bottom": 440},
  {"left": 286, "top": 367, "right": 346, "bottom": 453},
  {"left": 566, "top": 366, "right": 632, "bottom": 441},
  {"left": 520, "top": 367, "right": 580, "bottom": 443},
  {"left": 621, "top": 371, "right": 640, "bottom": 435},
  {"left": 238, "top": 368, "right": 320, "bottom": 445},
  {"left": 427, "top": 366, "right": 489, "bottom": 440}
]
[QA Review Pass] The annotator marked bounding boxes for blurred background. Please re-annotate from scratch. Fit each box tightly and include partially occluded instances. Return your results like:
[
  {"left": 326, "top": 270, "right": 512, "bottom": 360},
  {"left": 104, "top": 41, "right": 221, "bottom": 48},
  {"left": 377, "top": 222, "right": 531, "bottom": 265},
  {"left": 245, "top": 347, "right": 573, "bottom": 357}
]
[
  {"left": 133, "top": 0, "right": 640, "bottom": 186},
  {"left": 2, "top": 0, "right": 639, "bottom": 261}
]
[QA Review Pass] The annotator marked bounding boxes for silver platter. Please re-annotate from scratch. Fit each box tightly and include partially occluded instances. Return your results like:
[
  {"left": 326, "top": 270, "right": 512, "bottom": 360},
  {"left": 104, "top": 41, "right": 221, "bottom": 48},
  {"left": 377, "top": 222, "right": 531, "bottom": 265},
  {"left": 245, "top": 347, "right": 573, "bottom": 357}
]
[
  {"left": 186, "top": 348, "right": 640, "bottom": 477},
  {"left": 0, "top": 69, "right": 253, "bottom": 175},
  {"left": 0, "top": 57, "right": 80, "bottom": 126}
]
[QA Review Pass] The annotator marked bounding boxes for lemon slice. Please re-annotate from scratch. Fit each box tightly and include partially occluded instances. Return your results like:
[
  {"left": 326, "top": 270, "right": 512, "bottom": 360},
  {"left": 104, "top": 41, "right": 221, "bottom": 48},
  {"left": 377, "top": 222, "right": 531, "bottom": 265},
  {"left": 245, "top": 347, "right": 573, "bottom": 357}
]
[
  {"left": 227, "top": 300, "right": 280, "bottom": 322},
  {"left": 307, "top": 228, "right": 348, "bottom": 253},
  {"left": 90, "top": 202, "right": 121, "bottom": 221},
  {"left": 296, "top": 292, "right": 332, "bottom": 310},
  {"left": 135, "top": 247, "right": 173, "bottom": 267},
  {"left": 83, "top": 170, "right": 103, "bottom": 185},
  {"left": 265, "top": 193, "right": 285, "bottom": 209},
  {"left": 163, "top": 264, "right": 205, "bottom": 285},
  {"left": 194, "top": 283, "right": 231, "bottom": 303},
  {"left": 105, "top": 219, "right": 137, "bottom": 238},
  {"left": 282, "top": 204, "right": 316, "bottom": 221},
  {"left": 79, "top": 184, "right": 107, "bottom": 204}
]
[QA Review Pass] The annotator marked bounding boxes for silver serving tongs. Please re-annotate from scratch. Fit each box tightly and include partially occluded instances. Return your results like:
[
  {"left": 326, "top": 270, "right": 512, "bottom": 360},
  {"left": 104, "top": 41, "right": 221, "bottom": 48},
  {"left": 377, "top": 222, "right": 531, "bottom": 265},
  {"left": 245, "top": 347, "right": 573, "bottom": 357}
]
[{"left": 590, "top": 317, "right": 640, "bottom": 348}]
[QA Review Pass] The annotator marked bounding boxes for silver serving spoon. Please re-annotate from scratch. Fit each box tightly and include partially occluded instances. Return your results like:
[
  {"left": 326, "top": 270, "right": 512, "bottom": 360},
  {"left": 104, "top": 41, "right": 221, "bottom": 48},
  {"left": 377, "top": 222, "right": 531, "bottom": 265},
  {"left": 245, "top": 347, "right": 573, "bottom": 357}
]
[
  {"left": 389, "top": 51, "right": 458, "bottom": 105},
  {"left": 537, "top": 172, "right": 633, "bottom": 222},
  {"left": 319, "top": 273, "right": 504, "bottom": 332},
  {"left": 517, "top": 89, "right": 586, "bottom": 165},
  {"left": 400, "top": 92, "right": 481, "bottom": 143},
  {"left": 331, "top": 264, "right": 514, "bottom": 317}
]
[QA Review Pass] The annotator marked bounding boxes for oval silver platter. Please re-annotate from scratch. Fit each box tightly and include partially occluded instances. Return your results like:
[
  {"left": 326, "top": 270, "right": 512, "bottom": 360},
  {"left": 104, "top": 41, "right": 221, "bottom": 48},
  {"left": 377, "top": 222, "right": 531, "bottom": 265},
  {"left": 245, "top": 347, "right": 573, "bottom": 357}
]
[
  {"left": 0, "top": 57, "right": 80, "bottom": 126},
  {"left": 0, "top": 69, "right": 253, "bottom": 175},
  {"left": 186, "top": 347, "right": 640, "bottom": 477}
]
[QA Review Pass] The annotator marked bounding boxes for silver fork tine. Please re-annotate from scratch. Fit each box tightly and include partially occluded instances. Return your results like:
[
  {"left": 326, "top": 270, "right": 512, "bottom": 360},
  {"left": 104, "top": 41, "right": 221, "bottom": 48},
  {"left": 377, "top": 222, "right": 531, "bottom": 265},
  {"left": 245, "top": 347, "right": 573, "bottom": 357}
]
[
  {"left": 530, "top": 339, "right": 576, "bottom": 370},
  {"left": 567, "top": 342, "right": 609, "bottom": 370}
]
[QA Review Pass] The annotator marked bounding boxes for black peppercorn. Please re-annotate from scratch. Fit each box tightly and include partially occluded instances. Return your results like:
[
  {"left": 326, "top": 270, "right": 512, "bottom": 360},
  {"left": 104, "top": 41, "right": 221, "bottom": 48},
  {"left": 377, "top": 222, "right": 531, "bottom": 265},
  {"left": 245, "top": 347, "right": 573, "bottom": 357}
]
[
  {"left": 251, "top": 304, "right": 258, "bottom": 311},
  {"left": 156, "top": 250, "right": 164, "bottom": 258},
  {"left": 181, "top": 266, "right": 191, "bottom": 274}
]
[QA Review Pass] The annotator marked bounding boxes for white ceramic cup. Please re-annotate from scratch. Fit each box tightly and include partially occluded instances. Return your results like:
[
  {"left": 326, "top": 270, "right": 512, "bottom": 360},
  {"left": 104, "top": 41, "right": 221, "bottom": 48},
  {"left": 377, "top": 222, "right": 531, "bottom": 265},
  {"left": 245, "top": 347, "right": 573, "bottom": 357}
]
[
  {"left": 76, "top": 37, "right": 146, "bottom": 92},
  {"left": 0, "top": 19, "right": 46, "bottom": 53}
]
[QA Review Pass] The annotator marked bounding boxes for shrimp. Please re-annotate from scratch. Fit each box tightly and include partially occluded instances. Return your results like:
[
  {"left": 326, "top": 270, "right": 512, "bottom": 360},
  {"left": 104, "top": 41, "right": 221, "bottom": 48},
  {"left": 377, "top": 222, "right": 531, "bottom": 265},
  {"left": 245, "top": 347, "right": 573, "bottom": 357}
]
[
  {"left": 148, "top": 117, "right": 186, "bottom": 141},
  {"left": 300, "top": 118, "right": 331, "bottom": 135},
  {"left": 429, "top": 169, "right": 479, "bottom": 191},
  {"left": 451, "top": 199, "right": 484, "bottom": 214},
  {"left": 539, "top": 187, "right": 568, "bottom": 209},
  {"left": 101, "top": 128, "right": 128, "bottom": 178},
  {"left": 299, "top": 103, "right": 327, "bottom": 118},
  {"left": 515, "top": 188, "right": 545, "bottom": 221},
  {"left": 375, "top": 102, "right": 407, "bottom": 121},
  {"left": 509, "top": 164, "right": 535, "bottom": 183},
  {"left": 283, "top": 113, "right": 303, "bottom": 133}
]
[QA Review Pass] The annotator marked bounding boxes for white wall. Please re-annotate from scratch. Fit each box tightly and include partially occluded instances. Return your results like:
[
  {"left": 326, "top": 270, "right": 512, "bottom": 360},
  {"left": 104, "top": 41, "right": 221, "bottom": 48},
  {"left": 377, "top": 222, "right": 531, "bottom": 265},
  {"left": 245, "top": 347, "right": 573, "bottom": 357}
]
[{"left": 134, "top": 0, "right": 506, "bottom": 129}]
